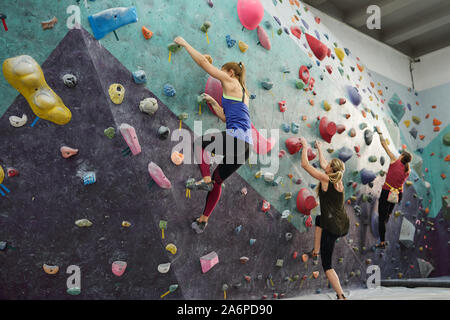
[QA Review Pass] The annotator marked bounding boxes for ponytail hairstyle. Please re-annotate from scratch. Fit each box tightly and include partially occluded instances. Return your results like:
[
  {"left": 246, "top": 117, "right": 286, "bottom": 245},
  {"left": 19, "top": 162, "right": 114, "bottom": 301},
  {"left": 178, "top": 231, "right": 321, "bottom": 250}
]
[
  {"left": 316, "top": 158, "right": 345, "bottom": 195},
  {"left": 221, "top": 61, "right": 248, "bottom": 96},
  {"left": 400, "top": 151, "right": 412, "bottom": 173}
]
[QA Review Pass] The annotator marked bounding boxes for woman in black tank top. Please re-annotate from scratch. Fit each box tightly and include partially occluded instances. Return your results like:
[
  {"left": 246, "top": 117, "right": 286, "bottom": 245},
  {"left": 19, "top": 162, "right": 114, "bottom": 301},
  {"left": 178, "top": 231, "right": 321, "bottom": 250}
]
[{"left": 300, "top": 138, "right": 349, "bottom": 300}]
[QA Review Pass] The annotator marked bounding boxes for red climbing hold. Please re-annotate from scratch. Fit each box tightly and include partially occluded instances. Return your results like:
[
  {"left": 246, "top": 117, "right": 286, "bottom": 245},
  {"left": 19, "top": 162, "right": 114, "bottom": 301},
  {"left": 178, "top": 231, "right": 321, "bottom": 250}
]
[
  {"left": 285, "top": 137, "right": 302, "bottom": 155},
  {"left": 305, "top": 215, "right": 313, "bottom": 228},
  {"left": 315, "top": 17, "right": 321, "bottom": 24},
  {"left": 261, "top": 200, "right": 270, "bottom": 212},
  {"left": 290, "top": 26, "right": 302, "bottom": 39},
  {"left": 308, "top": 148, "right": 317, "bottom": 161},
  {"left": 319, "top": 116, "right": 336, "bottom": 143},
  {"left": 445, "top": 155, "right": 450, "bottom": 162},
  {"left": 299, "top": 65, "right": 310, "bottom": 84},
  {"left": 296, "top": 188, "right": 317, "bottom": 215},
  {"left": 338, "top": 98, "right": 346, "bottom": 105},
  {"left": 279, "top": 100, "right": 287, "bottom": 112},
  {"left": 7, "top": 168, "right": 19, "bottom": 177},
  {"left": 336, "top": 124, "right": 346, "bottom": 134},
  {"left": 354, "top": 145, "right": 360, "bottom": 153},
  {"left": 326, "top": 65, "right": 332, "bottom": 74},
  {"left": 305, "top": 33, "right": 328, "bottom": 61},
  {"left": 257, "top": 25, "right": 271, "bottom": 50}
]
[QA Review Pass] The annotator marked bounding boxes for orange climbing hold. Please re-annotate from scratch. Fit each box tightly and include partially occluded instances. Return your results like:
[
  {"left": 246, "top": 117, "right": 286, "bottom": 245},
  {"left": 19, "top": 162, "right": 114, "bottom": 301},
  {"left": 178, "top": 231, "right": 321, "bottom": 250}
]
[
  {"left": 142, "top": 26, "right": 153, "bottom": 39},
  {"left": 441, "top": 173, "right": 446, "bottom": 180},
  {"left": 445, "top": 155, "right": 450, "bottom": 162},
  {"left": 434, "top": 127, "right": 441, "bottom": 132},
  {"left": 312, "top": 271, "right": 319, "bottom": 279},
  {"left": 361, "top": 110, "right": 366, "bottom": 118},
  {"left": 432, "top": 105, "right": 437, "bottom": 109},
  {"left": 419, "top": 135, "right": 425, "bottom": 140},
  {"left": 425, "top": 208, "right": 430, "bottom": 214},
  {"left": 357, "top": 64, "right": 364, "bottom": 72},
  {"left": 425, "top": 114, "right": 430, "bottom": 119},
  {"left": 433, "top": 118, "right": 442, "bottom": 126},
  {"left": 301, "top": 254, "right": 308, "bottom": 262}
]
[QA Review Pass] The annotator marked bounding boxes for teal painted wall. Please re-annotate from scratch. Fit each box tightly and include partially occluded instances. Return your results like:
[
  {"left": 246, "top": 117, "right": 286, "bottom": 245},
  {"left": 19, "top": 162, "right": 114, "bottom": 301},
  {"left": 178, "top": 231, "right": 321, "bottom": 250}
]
[{"left": 1, "top": 0, "right": 448, "bottom": 223}]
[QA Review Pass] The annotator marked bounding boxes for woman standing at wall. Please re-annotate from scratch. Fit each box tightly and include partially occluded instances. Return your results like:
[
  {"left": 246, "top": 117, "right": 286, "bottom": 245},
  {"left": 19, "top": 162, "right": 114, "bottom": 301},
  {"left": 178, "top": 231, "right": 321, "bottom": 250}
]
[
  {"left": 374, "top": 126, "right": 412, "bottom": 249},
  {"left": 300, "top": 139, "right": 349, "bottom": 300}
]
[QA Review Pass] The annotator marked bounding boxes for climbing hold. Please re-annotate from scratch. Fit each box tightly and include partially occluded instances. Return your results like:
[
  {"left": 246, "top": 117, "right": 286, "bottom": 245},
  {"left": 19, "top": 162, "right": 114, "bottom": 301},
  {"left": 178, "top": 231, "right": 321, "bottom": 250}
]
[
  {"left": 412, "top": 116, "right": 421, "bottom": 125},
  {"left": 109, "top": 84, "right": 125, "bottom": 104},
  {"left": 139, "top": 97, "right": 158, "bottom": 115},
  {"left": 354, "top": 145, "right": 360, "bottom": 153},
  {"left": 158, "top": 126, "right": 170, "bottom": 140},
  {"left": 200, "top": 20, "right": 211, "bottom": 33},
  {"left": 163, "top": 83, "right": 176, "bottom": 97},
  {"left": 43, "top": 264, "right": 59, "bottom": 275},
  {"left": 380, "top": 156, "right": 385, "bottom": 166},
  {"left": 291, "top": 122, "right": 299, "bottom": 134},
  {"left": 257, "top": 25, "right": 271, "bottom": 50},
  {"left": 276, "top": 259, "right": 284, "bottom": 267},
  {"left": 104, "top": 127, "right": 115, "bottom": 139},
  {"left": 334, "top": 48, "right": 345, "bottom": 61},
  {"left": 338, "top": 147, "right": 353, "bottom": 162},
  {"left": 433, "top": 118, "right": 442, "bottom": 126},
  {"left": 122, "top": 221, "right": 131, "bottom": 227},
  {"left": 285, "top": 233, "right": 293, "bottom": 241},
  {"left": 323, "top": 100, "right": 331, "bottom": 111},
  {"left": 60, "top": 146, "right": 78, "bottom": 159},
  {"left": 368, "top": 155, "right": 377, "bottom": 163},
  {"left": 75, "top": 218, "right": 93, "bottom": 227},
  {"left": 399, "top": 218, "right": 416, "bottom": 248},
  {"left": 295, "top": 80, "right": 305, "bottom": 90},
  {"left": 9, "top": 114, "right": 27, "bottom": 127},
  {"left": 281, "top": 123, "right": 290, "bottom": 133},
  {"left": 261, "top": 200, "right": 270, "bottom": 212},
  {"left": 364, "top": 129, "right": 373, "bottom": 145},
  {"left": 264, "top": 172, "right": 275, "bottom": 183},
  {"left": 142, "top": 26, "right": 153, "bottom": 39},
  {"left": 237, "top": 0, "right": 264, "bottom": 30},
  {"left": 359, "top": 123, "right": 368, "bottom": 130},
  {"left": 417, "top": 258, "right": 434, "bottom": 278},
  {"left": 336, "top": 124, "right": 346, "bottom": 134},
  {"left": 41, "top": 16, "right": 58, "bottom": 30},
  {"left": 261, "top": 79, "right": 273, "bottom": 90},
  {"left": 249, "top": 238, "right": 256, "bottom": 246},
  {"left": 296, "top": 188, "right": 317, "bottom": 215},
  {"left": 299, "top": 65, "right": 310, "bottom": 84},
  {"left": 443, "top": 132, "right": 450, "bottom": 146},
  {"left": 6, "top": 168, "right": 18, "bottom": 178},
  {"left": 409, "top": 127, "right": 418, "bottom": 139},
  {"left": 170, "top": 151, "right": 184, "bottom": 166},
  {"left": 305, "top": 33, "right": 328, "bottom": 61},
  {"left": 346, "top": 86, "right": 362, "bottom": 106},
  {"left": 3, "top": 55, "right": 72, "bottom": 125},
  {"left": 120, "top": 123, "right": 141, "bottom": 156},
  {"left": 360, "top": 168, "right": 376, "bottom": 185},
  {"left": 290, "top": 26, "right": 302, "bottom": 39},
  {"left": 312, "top": 271, "right": 319, "bottom": 279},
  {"left": 132, "top": 70, "right": 147, "bottom": 84},
  {"left": 387, "top": 93, "right": 405, "bottom": 124},
  {"left": 225, "top": 35, "right": 236, "bottom": 48},
  {"left": 168, "top": 42, "right": 181, "bottom": 53},
  {"left": 82, "top": 172, "right": 96, "bottom": 185},
  {"left": 325, "top": 65, "right": 332, "bottom": 74},
  {"left": 240, "top": 256, "right": 250, "bottom": 264},
  {"left": 319, "top": 116, "right": 336, "bottom": 143},
  {"left": 62, "top": 74, "right": 77, "bottom": 88},
  {"left": 338, "top": 98, "right": 346, "bottom": 105},
  {"left": 238, "top": 40, "right": 249, "bottom": 52},
  {"left": 278, "top": 100, "right": 287, "bottom": 112},
  {"left": 88, "top": 7, "right": 137, "bottom": 40},
  {"left": 112, "top": 261, "right": 127, "bottom": 277},
  {"left": 158, "top": 263, "right": 171, "bottom": 274},
  {"left": 148, "top": 162, "right": 171, "bottom": 189},
  {"left": 285, "top": 137, "right": 302, "bottom": 154}
]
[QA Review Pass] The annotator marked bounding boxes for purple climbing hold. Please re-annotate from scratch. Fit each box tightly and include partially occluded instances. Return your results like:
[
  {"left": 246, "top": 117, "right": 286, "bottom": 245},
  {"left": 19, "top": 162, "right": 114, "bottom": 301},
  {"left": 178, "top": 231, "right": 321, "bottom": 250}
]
[
  {"left": 314, "top": 30, "right": 320, "bottom": 40},
  {"left": 338, "top": 147, "right": 353, "bottom": 163},
  {"left": 407, "top": 103, "right": 412, "bottom": 111},
  {"left": 361, "top": 168, "right": 376, "bottom": 185},
  {"left": 283, "top": 27, "right": 290, "bottom": 35},
  {"left": 346, "top": 85, "right": 361, "bottom": 106},
  {"left": 273, "top": 16, "right": 281, "bottom": 26},
  {"left": 301, "top": 19, "right": 309, "bottom": 30},
  {"left": 207, "top": 0, "right": 213, "bottom": 8}
]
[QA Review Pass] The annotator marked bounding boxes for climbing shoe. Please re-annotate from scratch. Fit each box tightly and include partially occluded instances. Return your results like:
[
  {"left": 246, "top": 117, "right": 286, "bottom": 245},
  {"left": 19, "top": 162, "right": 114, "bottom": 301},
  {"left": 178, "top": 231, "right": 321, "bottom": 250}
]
[
  {"left": 186, "top": 178, "right": 214, "bottom": 192},
  {"left": 375, "top": 242, "right": 387, "bottom": 249},
  {"left": 191, "top": 218, "right": 208, "bottom": 234}
]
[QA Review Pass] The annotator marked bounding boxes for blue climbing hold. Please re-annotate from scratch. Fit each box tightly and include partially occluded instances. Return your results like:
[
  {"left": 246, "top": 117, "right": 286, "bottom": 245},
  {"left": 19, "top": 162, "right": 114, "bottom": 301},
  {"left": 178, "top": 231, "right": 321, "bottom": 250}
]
[
  {"left": 324, "top": 33, "right": 329, "bottom": 40},
  {"left": 281, "top": 123, "right": 290, "bottom": 133},
  {"left": 88, "top": 7, "right": 138, "bottom": 40},
  {"left": 250, "top": 94, "right": 256, "bottom": 99},
  {"left": 163, "top": 83, "right": 176, "bottom": 97},
  {"left": 264, "top": 21, "right": 272, "bottom": 29},
  {"left": 132, "top": 70, "right": 147, "bottom": 84},
  {"left": 344, "top": 48, "right": 351, "bottom": 56},
  {"left": 283, "top": 27, "right": 290, "bottom": 35},
  {"left": 226, "top": 35, "right": 236, "bottom": 48},
  {"left": 291, "top": 122, "right": 299, "bottom": 134},
  {"left": 338, "top": 147, "right": 353, "bottom": 163},
  {"left": 361, "top": 168, "right": 376, "bottom": 185},
  {"left": 273, "top": 16, "right": 281, "bottom": 26},
  {"left": 346, "top": 85, "right": 362, "bottom": 106},
  {"left": 235, "top": 225, "right": 242, "bottom": 234}
]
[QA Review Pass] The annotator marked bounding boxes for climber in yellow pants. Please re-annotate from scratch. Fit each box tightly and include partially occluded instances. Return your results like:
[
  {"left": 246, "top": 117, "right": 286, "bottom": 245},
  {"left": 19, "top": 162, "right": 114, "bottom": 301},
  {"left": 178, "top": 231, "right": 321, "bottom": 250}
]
[{"left": 3, "top": 55, "right": 72, "bottom": 125}]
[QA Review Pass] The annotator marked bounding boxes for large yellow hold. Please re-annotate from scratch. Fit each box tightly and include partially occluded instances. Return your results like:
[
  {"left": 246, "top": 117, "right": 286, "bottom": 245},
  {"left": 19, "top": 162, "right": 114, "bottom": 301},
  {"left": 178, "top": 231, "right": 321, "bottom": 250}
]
[
  {"left": 334, "top": 48, "right": 345, "bottom": 62},
  {"left": 0, "top": 166, "right": 4, "bottom": 184},
  {"left": 2, "top": 55, "right": 72, "bottom": 125}
]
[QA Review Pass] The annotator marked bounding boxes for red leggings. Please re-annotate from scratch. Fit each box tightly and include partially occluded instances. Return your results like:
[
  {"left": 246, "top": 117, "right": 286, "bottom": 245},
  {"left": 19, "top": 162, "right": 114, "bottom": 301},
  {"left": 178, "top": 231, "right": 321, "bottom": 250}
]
[{"left": 194, "top": 132, "right": 250, "bottom": 217}]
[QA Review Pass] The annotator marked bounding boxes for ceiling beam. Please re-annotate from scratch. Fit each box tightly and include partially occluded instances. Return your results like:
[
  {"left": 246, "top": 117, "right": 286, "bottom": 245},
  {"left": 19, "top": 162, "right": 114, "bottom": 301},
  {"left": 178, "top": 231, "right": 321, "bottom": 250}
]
[
  {"left": 383, "top": 8, "right": 450, "bottom": 45},
  {"left": 303, "top": 0, "right": 329, "bottom": 6},
  {"left": 344, "top": 0, "right": 420, "bottom": 28},
  {"left": 411, "top": 34, "right": 450, "bottom": 58}
]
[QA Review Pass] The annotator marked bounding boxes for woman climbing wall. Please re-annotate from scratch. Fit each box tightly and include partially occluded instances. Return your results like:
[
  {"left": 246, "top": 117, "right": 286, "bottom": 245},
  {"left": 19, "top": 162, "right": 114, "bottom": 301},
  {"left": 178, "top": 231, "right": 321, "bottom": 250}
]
[
  {"left": 374, "top": 126, "right": 412, "bottom": 249},
  {"left": 300, "top": 139, "right": 349, "bottom": 300},
  {"left": 173, "top": 36, "right": 253, "bottom": 234}
]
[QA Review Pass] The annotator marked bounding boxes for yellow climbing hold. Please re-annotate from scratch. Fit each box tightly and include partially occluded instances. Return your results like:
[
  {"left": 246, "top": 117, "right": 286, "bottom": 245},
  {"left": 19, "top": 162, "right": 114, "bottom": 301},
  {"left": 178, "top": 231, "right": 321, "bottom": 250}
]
[
  {"left": 238, "top": 40, "right": 249, "bottom": 53},
  {"left": 166, "top": 243, "right": 177, "bottom": 255},
  {"left": 109, "top": 84, "right": 125, "bottom": 104},
  {"left": 122, "top": 221, "right": 131, "bottom": 227},
  {"left": 0, "top": 165, "right": 4, "bottom": 184},
  {"left": 334, "top": 48, "right": 345, "bottom": 62},
  {"left": 404, "top": 120, "right": 410, "bottom": 128},
  {"left": 2, "top": 55, "right": 72, "bottom": 125},
  {"left": 43, "top": 264, "right": 59, "bottom": 275},
  {"left": 323, "top": 100, "right": 331, "bottom": 111}
]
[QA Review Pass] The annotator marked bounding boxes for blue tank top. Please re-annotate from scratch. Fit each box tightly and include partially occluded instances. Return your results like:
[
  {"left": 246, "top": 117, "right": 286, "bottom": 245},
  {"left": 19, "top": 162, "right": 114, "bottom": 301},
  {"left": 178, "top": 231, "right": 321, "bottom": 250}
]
[{"left": 222, "top": 87, "right": 253, "bottom": 145}]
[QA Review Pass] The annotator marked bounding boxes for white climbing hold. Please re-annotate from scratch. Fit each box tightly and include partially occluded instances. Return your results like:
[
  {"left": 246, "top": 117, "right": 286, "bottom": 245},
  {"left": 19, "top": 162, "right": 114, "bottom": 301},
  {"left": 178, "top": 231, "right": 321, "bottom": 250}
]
[
  {"left": 75, "top": 219, "right": 93, "bottom": 227},
  {"left": 158, "top": 262, "right": 171, "bottom": 274},
  {"left": 139, "top": 97, "right": 158, "bottom": 115},
  {"left": 9, "top": 114, "right": 27, "bottom": 127}
]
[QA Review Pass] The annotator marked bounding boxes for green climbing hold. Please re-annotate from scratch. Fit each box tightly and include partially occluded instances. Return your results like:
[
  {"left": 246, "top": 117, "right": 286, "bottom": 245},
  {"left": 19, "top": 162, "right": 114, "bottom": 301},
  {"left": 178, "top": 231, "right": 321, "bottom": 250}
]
[
  {"left": 67, "top": 287, "right": 81, "bottom": 295},
  {"left": 277, "top": 28, "right": 282, "bottom": 35},
  {"left": 338, "top": 67, "right": 344, "bottom": 76},
  {"left": 178, "top": 112, "right": 189, "bottom": 120},
  {"left": 359, "top": 123, "right": 368, "bottom": 130},
  {"left": 412, "top": 116, "right": 421, "bottom": 125},
  {"left": 200, "top": 21, "right": 211, "bottom": 33},
  {"left": 369, "top": 155, "right": 377, "bottom": 162},
  {"left": 296, "top": 80, "right": 305, "bottom": 90},
  {"left": 168, "top": 42, "right": 181, "bottom": 52},
  {"left": 443, "top": 132, "right": 450, "bottom": 146},
  {"left": 104, "top": 127, "right": 115, "bottom": 139},
  {"left": 379, "top": 170, "right": 386, "bottom": 177}
]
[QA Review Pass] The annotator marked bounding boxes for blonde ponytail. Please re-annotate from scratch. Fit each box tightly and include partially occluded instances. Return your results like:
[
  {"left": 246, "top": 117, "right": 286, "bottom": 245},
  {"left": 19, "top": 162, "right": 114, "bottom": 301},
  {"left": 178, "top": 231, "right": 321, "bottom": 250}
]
[{"left": 316, "top": 158, "right": 345, "bottom": 195}]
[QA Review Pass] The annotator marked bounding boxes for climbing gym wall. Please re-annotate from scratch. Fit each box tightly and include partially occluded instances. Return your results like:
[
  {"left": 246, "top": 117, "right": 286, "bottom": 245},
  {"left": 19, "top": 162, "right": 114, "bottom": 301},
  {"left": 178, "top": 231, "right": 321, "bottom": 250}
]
[{"left": 0, "top": 0, "right": 448, "bottom": 299}]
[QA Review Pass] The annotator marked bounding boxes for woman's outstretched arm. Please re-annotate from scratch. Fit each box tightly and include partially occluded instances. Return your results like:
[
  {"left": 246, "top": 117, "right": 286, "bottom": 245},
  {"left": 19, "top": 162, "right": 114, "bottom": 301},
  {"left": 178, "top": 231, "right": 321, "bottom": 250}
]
[
  {"left": 174, "top": 36, "right": 231, "bottom": 83},
  {"left": 300, "top": 138, "right": 329, "bottom": 183},
  {"left": 202, "top": 93, "right": 226, "bottom": 122},
  {"left": 375, "top": 126, "right": 397, "bottom": 162},
  {"left": 315, "top": 141, "right": 328, "bottom": 170}
]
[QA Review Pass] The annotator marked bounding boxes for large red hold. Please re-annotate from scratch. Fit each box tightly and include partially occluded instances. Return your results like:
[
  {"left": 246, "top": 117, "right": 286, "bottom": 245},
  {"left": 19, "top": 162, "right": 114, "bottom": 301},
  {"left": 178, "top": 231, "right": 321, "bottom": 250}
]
[
  {"left": 319, "top": 116, "right": 336, "bottom": 143},
  {"left": 285, "top": 137, "right": 302, "bottom": 154},
  {"left": 305, "top": 33, "right": 328, "bottom": 61},
  {"left": 296, "top": 188, "right": 317, "bottom": 215}
]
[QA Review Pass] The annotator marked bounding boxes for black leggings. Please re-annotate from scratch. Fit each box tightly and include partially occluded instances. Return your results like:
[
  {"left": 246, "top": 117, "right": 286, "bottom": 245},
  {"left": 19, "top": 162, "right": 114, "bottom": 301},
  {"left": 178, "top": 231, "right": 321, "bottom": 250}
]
[
  {"left": 194, "top": 131, "right": 250, "bottom": 217},
  {"left": 378, "top": 189, "right": 403, "bottom": 242},
  {"left": 315, "top": 215, "right": 339, "bottom": 272}
]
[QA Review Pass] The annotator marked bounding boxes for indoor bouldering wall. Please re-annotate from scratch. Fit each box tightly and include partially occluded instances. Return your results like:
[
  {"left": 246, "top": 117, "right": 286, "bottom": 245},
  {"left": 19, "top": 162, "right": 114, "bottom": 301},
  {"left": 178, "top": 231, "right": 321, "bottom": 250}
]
[{"left": 0, "top": 0, "right": 448, "bottom": 299}]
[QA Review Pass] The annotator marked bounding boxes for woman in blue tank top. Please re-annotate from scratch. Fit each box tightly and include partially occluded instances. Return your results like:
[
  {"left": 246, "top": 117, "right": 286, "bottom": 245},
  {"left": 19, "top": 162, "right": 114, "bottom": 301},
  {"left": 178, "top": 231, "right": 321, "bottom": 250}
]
[{"left": 174, "top": 36, "right": 252, "bottom": 233}]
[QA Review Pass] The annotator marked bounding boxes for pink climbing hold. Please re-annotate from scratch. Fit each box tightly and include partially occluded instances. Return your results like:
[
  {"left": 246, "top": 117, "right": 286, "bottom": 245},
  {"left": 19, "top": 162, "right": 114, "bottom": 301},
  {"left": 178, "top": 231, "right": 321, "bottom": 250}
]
[
  {"left": 305, "top": 215, "right": 313, "bottom": 228},
  {"left": 299, "top": 65, "right": 310, "bottom": 84},
  {"left": 319, "top": 116, "right": 336, "bottom": 143},
  {"left": 120, "top": 123, "right": 141, "bottom": 156},
  {"left": 60, "top": 146, "right": 79, "bottom": 159},
  {"left": 327, "top": 48, "right": 331, "bottom": 57},
  {"left": 257, "top": 25, "right": 271, "bottom": 50},
  {"left": 112, "top": 261, "right": 127, "bottom": 277},
  {"left": 296, "top": 188, "right": 317, "bottom": 215},
  {"left": 237, "top": 0, "right": 264, "bottom": 30},
  {"left": 336, "top": 124, "right": 346, "bottom": 134},
  {"left": 338, "top": 98, "right": 346, "bottom": 105},
  {"left": 148, "top": 162, "right": 172, "bottom": 189},
  {"left": 200, "top": 251, "right": 219, "bottom": 273},
  {"left": 305, "top": 33, "right": 328, "bottom": 61},
  {"left": 326, "top": 65, "right": 332, "bottom": 74},
  {"left": 279, "top": 150, "right": 286, "bottom": 158},
  {"left": 290, "top": 26, "right": 302, "bottom": 39},
  {"left": 205, "top": 76, "right": 276, "bottom": 155}
]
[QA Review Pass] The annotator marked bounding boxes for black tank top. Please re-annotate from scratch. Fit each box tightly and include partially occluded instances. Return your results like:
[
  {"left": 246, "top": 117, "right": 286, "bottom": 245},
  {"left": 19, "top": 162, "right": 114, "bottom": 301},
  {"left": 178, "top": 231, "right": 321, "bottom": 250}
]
[{"left": 318, "top": 180, "right": 349, "bottom": 236}]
